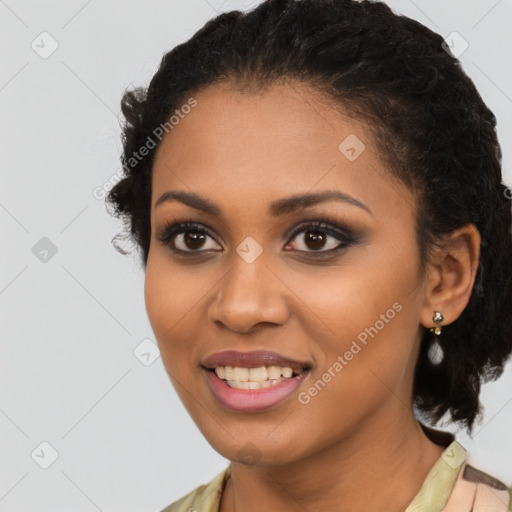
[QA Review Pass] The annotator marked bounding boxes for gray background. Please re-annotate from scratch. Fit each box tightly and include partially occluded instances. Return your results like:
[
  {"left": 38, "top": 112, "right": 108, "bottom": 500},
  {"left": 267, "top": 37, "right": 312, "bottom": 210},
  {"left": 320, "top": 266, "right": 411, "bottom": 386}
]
[{"left": 1, "top": 1, "right": 511, "bottom": 511}]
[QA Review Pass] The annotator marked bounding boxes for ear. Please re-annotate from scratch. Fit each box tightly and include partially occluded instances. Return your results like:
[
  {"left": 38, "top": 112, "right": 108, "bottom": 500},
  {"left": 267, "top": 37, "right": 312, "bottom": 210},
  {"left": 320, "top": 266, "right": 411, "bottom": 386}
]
[{"left": 420, "top": 223, "right": 481, "bottom": 330}]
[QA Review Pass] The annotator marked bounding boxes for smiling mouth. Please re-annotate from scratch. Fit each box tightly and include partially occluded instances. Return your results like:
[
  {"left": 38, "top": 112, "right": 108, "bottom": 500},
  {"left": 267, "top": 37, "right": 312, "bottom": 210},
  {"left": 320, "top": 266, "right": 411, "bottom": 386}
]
[{"left": 205, "top": 365, "right": 309, "bottom": 390}]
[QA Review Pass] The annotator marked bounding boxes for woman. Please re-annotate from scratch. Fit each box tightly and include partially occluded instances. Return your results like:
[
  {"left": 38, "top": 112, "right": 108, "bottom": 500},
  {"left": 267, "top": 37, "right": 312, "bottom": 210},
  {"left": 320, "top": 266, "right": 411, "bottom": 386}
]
[{"left": 106, "top": 0, "right": 512, "bottom": 510}]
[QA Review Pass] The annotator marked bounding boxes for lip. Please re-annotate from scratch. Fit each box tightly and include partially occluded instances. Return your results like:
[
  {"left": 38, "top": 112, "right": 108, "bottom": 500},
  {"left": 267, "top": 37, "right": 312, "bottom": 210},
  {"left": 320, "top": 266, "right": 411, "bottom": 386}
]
[
  {"left": 203, "top": 367, "right": 309, "bottom": 413},
  {"left": 201, "top": 350, "right": 311, "bottom": 373}
]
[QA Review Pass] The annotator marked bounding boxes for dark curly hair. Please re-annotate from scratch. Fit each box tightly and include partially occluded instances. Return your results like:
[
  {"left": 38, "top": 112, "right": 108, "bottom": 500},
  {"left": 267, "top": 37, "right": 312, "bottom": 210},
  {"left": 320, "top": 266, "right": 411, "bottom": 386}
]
[{"left": 106, "top": 0, "right": 512, "bottom": 432}]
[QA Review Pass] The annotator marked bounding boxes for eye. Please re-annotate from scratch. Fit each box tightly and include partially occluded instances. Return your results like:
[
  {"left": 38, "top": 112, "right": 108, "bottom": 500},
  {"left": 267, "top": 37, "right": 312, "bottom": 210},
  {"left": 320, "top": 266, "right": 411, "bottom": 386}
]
[
  {"left": 156, "top": 220, "right": 222, "bottom": 254},
  {"left": 156, "top": 217, "right": 361, "bottom": 257},
  {"left": 284, "top": 220, "right": 359, "bottom": 255}
]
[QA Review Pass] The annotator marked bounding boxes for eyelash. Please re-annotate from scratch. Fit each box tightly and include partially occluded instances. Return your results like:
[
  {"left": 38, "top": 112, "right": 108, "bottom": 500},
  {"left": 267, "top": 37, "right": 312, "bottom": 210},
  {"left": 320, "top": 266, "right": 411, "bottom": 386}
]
[{"left": 155, "top": 216, "right": 361, "bottom": 258}]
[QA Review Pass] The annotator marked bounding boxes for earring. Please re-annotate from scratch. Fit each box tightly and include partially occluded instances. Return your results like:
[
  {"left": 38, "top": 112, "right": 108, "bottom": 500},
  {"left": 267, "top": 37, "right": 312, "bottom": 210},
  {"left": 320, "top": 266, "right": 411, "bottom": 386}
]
[
  {"left": 429, "top": 311, "right": 444, "bottom": 336},
  {"left": 428, "top": 311, "right": 444, "bottom": 365}
]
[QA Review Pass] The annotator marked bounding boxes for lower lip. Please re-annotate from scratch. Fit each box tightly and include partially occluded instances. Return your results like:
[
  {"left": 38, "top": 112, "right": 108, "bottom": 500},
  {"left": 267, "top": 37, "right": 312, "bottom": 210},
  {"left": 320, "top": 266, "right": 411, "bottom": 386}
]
[{"left": 204, "top": 369, "right": 307, "bottom": 413}]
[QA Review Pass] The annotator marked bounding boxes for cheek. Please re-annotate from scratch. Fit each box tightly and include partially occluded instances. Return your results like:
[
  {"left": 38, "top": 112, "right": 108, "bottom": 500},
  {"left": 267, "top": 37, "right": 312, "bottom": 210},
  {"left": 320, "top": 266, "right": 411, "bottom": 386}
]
[
  {"left": 144, "top": 251, "right": 200, "bottom": 332},
  {"left": 144, "top": 254, "right": 192, "bottom": 364},
  {"left": 288, "top": 240, "right": 418, "bottom": 334},
  {"left": 144, "top": 252, "right": 221, "bottom": 386},
  {"left": 144, "top": 257, "right": 172, "bottom": 335},
  {"left": 291, "top": 243, "right": 421, "bottom": 389}
]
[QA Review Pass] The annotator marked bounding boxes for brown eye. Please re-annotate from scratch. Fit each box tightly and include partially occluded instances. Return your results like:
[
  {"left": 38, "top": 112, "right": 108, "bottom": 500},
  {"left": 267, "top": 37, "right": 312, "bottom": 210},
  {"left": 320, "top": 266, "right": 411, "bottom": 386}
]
[
  {"left": 301, "top": 229, "right": 332, "bottom": 251},
  {"left": 181, "top": 230, "right": 207, "bottom": 250},
  {"left": 156, "top": 222, "right": 222, "bottom": 253},
  {"left": 172, "top": 229, "right": 221, "bottom": 252},
  {"left": 287, "top": 223, "right": 352, "bottom": 253}
]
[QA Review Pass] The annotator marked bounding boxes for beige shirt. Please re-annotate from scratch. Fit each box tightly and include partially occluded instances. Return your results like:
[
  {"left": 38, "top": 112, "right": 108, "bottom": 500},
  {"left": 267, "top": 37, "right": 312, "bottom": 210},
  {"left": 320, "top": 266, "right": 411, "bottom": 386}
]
[{"left": 161, "top": 437, "right": 512, "bottom": 512}]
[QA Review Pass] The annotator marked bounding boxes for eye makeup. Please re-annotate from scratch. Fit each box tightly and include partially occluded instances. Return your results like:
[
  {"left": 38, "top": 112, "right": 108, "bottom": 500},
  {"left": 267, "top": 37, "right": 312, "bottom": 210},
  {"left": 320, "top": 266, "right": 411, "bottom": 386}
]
[{"left": 155, "top": 214, "right": 365, "bottom": 259}]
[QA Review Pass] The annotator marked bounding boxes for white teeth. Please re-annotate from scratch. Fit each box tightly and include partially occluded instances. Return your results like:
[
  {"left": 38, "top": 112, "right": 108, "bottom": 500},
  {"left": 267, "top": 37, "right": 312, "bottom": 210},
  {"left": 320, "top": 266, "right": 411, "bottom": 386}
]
[
  {"left": 228, "top": 380, "right": 248, "bottom": 390},
  {"left": 214, "top": 365, "right": 299, "bottom": 386},
  {"left": 225, "top": 377, "right": 287, "bottom": 389},
  {"left": 267, "top": 366, "right": 282, "bottom": 379},
  {"left": 248, "top": 367, "right": 267, "bottom": 382},
  {"left": 281, "top": 367, "right": 293, "bottom": 378},
  {"left": 233, "top": 367, "right": 249, "bottom": 382}
]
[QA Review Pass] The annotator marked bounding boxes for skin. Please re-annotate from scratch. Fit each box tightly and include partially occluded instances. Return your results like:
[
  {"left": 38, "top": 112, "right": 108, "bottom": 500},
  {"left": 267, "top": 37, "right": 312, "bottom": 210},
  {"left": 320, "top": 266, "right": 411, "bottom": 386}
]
[{"left": 144, "top": 81, "right": 481, "bottom": 512}]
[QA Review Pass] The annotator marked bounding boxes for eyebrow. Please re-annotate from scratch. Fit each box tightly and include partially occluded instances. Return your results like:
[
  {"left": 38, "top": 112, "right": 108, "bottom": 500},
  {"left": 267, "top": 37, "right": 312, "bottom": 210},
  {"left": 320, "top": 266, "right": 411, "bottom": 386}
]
[{"left": 154, "top": 189, "right": 372, "bottom": 217}]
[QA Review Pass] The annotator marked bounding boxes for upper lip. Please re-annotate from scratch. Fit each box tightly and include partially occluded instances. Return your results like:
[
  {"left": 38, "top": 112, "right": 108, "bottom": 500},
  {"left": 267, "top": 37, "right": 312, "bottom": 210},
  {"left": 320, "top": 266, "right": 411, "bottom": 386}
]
[{"left": 201, "top": 350, "right": 312, "bottom": 373}]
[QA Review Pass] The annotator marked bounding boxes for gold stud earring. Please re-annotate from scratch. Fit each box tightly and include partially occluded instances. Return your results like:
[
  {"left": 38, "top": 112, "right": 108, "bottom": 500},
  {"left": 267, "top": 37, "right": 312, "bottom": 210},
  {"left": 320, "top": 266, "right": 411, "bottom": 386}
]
[{"left": 429, "top": 311, "right": 444, "bottom": 336}]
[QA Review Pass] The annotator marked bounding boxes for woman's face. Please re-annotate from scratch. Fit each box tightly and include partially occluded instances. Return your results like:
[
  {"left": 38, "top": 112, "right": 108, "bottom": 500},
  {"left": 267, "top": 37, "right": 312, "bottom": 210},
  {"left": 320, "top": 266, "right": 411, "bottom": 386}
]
[{"left": 145, "top": 81, "right": 429, "bottom": 465}]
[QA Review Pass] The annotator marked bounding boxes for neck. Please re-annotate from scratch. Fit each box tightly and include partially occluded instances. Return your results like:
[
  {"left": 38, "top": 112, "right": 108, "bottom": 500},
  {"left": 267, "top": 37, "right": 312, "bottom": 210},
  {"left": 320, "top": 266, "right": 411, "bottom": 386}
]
[{"left": 219, "top": 407, "right": 446, "bottom": 512}]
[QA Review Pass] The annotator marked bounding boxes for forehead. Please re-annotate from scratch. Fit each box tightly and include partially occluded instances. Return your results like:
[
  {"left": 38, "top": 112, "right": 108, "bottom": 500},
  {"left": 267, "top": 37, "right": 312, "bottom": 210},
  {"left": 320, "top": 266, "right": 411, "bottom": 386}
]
[{"left": 150, "top": 81, "right": 414, "bottom": 221}]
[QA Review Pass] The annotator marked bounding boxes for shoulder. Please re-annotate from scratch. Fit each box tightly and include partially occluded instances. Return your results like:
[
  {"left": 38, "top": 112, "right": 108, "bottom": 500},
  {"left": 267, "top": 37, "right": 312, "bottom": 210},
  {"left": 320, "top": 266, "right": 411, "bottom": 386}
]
[
  {"left": 419, "top": 426, "right": 512, "bottom": 511},
  {"left": 159, "top": 466, "right": 231, "bottom": 512},
  {"left": 159, "top": 483, "right": 205, "bottom": 512},
  {"left": 444, "top": 461, "right": 512, "bottom": 511}
]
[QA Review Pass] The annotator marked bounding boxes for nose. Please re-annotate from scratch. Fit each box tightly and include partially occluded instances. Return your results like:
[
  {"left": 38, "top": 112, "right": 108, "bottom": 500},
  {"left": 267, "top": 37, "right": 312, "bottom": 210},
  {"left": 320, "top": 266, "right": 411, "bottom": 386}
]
[{"left": 208, "top": 255, "right": 290, "bottom": 334}]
